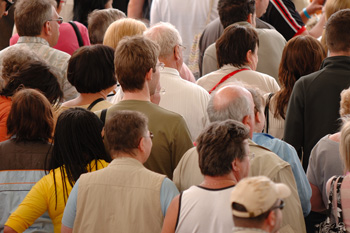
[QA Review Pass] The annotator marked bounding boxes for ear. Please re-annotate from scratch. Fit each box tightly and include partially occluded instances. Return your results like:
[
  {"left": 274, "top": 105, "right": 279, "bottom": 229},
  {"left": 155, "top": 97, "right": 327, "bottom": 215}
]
[
  {"left": 255, "top": 110, "right": 262, "bottom": 124},
  {"left": 246, "top": 50, "right": 253, "bottom": 65},
  {"left": 231, "top": 158, "right": 240, "bottom": 172},
  {"left": 266, "top": 210, "right": 276, "bottom": 228},
  {"left": 138, "top": 137, "right": 146, "bottom": 152},
  {"left": 43, "top": 21, "right": 52, "bottom": 36},
  {"left": 242, "top": 115, "right": 252, "bottom": 127},
  {"left": 247, "top": 13, "right": 253, "bottom": 24},
  {"left": 145, "top": 68, "right": 153, "bottom": 81},
  {"left": 174, "top": 45, "right": 181, "bottom": 61}
]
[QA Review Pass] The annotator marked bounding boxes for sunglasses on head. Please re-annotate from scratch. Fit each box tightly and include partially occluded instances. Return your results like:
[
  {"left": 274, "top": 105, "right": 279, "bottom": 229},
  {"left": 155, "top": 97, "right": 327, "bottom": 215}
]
[{"left": 4, "top": 0, "right": 13, "bottom": 12}]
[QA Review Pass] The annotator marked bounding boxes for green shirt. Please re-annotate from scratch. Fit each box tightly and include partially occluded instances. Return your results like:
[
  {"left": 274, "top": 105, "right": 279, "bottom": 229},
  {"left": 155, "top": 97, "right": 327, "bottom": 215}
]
[{"left": 96, "top": 100, "right": 193, "bottom": 179}]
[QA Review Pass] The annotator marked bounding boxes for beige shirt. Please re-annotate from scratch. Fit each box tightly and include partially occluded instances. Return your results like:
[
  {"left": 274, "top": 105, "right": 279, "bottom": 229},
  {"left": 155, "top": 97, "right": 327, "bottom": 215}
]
[{"left": 197, "top": 64, "right": 280, "bottom": 94}]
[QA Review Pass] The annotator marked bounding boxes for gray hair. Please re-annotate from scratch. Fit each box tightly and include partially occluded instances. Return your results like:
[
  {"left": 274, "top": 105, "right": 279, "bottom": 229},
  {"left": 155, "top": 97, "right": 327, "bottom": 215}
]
[
  {"left": 88, "top": 8, "right": 126, "bottom": 44},
  {"left": 15, "top": 0, "right": 56, "bottom": 36},
  {"left": 144, "top": 22, "right": 182, "bottom": 59},
  {"left": 207, "top": 89, "right": 253, "bottom": 123}
]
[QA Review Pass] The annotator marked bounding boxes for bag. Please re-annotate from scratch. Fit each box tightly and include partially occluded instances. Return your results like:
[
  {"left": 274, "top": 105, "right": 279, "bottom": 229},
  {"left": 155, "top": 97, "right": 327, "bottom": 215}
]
[
  {"left": 316, "top": 176, "right": 346, "bottom": 233},
  {"left": 264, "top": 93, "right": 274, "bottom": 134},
  {"left": 187, "top": 0, "right": 214, "bottom": 78}
]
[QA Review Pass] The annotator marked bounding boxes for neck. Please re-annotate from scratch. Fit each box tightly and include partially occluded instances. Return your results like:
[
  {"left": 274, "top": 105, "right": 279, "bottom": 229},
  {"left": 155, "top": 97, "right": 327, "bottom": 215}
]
[
  {"left": 329, "top": 51, "right": 350, "bottom": 57},
  {"left": 122, "top": 89, "right": 150, "bottom": 101},
  {"left": 200, "top": 174, "right": 238, "bottom": 189},
  {"left": 62, "top": 92, "right": 106, "bottom": 107},
  {"left": 161, "top": 57, "right": 182, "bottom": 72},
  {"left": 111, "top": 151, "right": 144, "bottom": 163}
]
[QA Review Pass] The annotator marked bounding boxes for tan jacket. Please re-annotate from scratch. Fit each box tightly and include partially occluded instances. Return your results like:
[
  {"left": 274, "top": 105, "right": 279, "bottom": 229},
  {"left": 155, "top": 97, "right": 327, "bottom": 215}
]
[{"left": 73, "top": 157, "right": 165, "bottom": 233}]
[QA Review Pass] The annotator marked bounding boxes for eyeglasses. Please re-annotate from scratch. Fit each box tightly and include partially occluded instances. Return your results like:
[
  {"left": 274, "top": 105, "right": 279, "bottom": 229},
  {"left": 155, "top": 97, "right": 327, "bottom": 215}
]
[
  {"left": 269, "top": 200, "right": 285, "bottom": 211},
  {"left": 155, "top": 87, "right": 166, "bottom": 95},
  {"left": 48, "top": 16, "right": 63, "bottom": 25},
  {"left": 145, "top": 131, "right": 154, "bottom": 140},
  {"left": 4, "top": 0, "right": 13, "bottom": 12},
  {"left": 179, "top": 44, "right": 186, "bottom": 51},
  {"left": 156, "top": 62, "right": 165, "bottom": 71}
]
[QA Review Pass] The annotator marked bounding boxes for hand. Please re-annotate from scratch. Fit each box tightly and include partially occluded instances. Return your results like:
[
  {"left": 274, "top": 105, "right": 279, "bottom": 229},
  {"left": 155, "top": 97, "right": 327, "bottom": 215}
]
[{"left": 306, "top": 0, "right": 324, "bottom": 15}]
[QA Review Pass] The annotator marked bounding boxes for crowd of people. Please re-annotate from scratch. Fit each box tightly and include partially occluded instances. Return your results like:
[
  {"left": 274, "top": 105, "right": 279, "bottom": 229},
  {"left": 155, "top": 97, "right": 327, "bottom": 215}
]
[{"left": 1, "top": 0, "right": 350, "bottom": 232}]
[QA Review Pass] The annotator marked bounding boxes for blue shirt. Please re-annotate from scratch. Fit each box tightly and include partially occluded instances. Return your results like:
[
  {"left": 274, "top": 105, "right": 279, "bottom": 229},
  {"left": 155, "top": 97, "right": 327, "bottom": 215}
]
[{"left": 253, "top": 132, "right": 311, "bottom": 216}]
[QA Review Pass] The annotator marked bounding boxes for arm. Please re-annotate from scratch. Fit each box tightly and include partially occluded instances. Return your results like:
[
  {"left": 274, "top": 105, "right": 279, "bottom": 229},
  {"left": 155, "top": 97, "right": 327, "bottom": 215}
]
[
  {"left": 274, "top": 166, "right": 307, "bottom": 233},
  {"left": 61, "top": 224, "right": 73, "bottom": 233},
  {"left": 201, "top": 43, "right": 219, "bottom": 76},
  {"left": 299, "top": 0, "right": 324, "bottom": 24},
  {"left": 161, "top": 195, "right": 180, "bottom": 233},
  {"left": 4, "top": 226, "right": 17, "bottom": 233},
  {"left": 61, "top": 180, "right": 79, "bottom": 232},
  {"left": 127, "top": 0, "right": 145, "bottom": 19},
  {"left": 4, "top": 176, "right": 50, "bottom": 233},
  {"left": 310, "top": 183, "right": 326, "bottom": 212},
  {"left": 284, "top": 79, "right": 305, "bottom": 160},
  {"left": 160, "top": 178, "right": 180, "bottom": 216},
  {"left": 171, "top": 117, "right": 193, "bottom": 172}
]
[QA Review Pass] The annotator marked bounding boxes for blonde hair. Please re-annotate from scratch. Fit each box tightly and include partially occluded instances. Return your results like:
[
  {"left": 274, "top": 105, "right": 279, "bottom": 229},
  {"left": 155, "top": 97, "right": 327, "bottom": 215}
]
[
  {"left": 340, "top": 119, "right": 350, "bottom": 171},
  {"left": 321, "top": 0, "right": 350, "bottom": 53},
  {"left": 340, "top": 87, "right": 350, "bottom": 117},
  {"left": 103, "top": 18, "right": 147, "bottom": 49}
]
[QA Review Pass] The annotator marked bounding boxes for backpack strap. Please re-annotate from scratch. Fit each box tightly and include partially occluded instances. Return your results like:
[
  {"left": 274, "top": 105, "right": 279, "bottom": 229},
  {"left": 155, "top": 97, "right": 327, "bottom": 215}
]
[
  {"left": 87, "top": 98, "right": 104, "bottom": 111},
  {"left": 100, "top": 109, "right": 108, "bottom": 125},
  {"left": 68, "top": 21, "right": 84, "bottom": 47},
  {"left": 264, "top": 93, "right": 274, "bottom": 134}
]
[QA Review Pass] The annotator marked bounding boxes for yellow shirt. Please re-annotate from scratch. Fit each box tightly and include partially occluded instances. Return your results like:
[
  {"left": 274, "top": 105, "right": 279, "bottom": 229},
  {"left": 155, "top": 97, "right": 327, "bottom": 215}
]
[{"left": 5, "top": 160, "right": 108, "bottom": 233}]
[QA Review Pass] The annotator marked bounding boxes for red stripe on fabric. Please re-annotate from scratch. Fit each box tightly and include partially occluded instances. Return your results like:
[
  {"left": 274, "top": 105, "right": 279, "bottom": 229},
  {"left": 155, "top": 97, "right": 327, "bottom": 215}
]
[{"left": 272, "top": 0, "right": 301, "bottom": 31}]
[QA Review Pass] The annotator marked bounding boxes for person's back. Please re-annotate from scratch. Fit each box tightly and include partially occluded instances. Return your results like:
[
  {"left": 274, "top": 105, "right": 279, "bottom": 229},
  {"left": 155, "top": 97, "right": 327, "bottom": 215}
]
[
  {"left": 101, "top": 100, "right": 192, "bottom": 178},
  {"left": 176, "top": 185, "right": 234, "bottom": 232},
  {"left": 73, "top": 158, "right": 166, "bottom": 233},
  {"left": 150, "top": 0, "right": 219, "bottom": 65},
  {"left": 96, "top": 35, "right": 193, "bottom": 179},
  {"left": 0, "top": 0, "right": 77, "bottom": 101},
  {"left": 0, "top": 88, "right": 55, "bottom": 232},
  {"left": 62, "top": 111, "right": 179, "bottom": 233},
  {"left": 4, "top": 108, "right": 110, "bottom": 233}
]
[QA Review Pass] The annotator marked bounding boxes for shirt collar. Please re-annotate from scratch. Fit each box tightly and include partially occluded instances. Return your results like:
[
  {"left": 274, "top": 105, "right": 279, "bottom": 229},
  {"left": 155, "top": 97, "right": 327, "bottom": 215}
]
[{"left": 17, "top": 36, "right": 50, "bottom": 46}]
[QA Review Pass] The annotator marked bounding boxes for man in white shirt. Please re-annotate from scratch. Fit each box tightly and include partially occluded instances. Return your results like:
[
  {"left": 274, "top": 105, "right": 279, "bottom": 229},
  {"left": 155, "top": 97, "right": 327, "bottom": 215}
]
[{"left": 144, "top": 22, "right": 210, "bottom": 140}]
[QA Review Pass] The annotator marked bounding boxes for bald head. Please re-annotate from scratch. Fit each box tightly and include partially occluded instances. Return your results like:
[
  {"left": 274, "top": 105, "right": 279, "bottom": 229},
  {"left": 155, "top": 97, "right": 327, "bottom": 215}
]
[
  {"left": 144, "top": 22, "right": 182, "bottom": 60},
  {"left": 207, "top": 85, "right": 255, "bottom": 136}
]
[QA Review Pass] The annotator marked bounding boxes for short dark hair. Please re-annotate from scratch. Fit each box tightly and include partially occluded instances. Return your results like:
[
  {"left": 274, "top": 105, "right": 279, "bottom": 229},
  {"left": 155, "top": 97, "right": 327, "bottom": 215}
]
[
  {"left": 15, "top": 0, "right": 55, "bottom": 36},
  {"left": 7, "top": 88, "right": 54, "bottom": 142},
  {"left": 67, "top": 45, "right": 116, "bottom": 93},
  {"left": 325, "top": 9, "right": 350, "bottom": 53},
  {"left": 0, "top": 60, "right": 63, "bottom": 105},
  {"left": 105, "top": 110, "right": 148, "bottom": 156},
  {"left": 216, "top": 25, "right": 259, "bottom": 68},
  {"left": 73, "top": 0, "right": 111, "bottom": 26},
  {"left": 218, "top": 0, "right": 256, "bottom": 28},
  {"left": 197, "top": 119, "right": 249, "bottom": 176},
  {"left": 115, "top": 35, "right": 160, "bottom": 92},
  {"left": 88, "top": 8, "right": 126, "bottom": 44}
]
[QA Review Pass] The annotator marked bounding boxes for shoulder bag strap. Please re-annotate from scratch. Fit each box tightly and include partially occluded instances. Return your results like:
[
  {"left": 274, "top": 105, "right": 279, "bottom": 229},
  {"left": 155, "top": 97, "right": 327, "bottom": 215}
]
[
  {"left": 327, "top": 177, "right": 337, "bottom": 218},
  {"left": 335, "top": 176, "right": 345, "bottom": 224},
  {"left": 68, "top": 21, "right": 84, "bottom": 47},
  {"left": 87, "top": 98, "right": 104, "bottom": 111},
  {"left": 99, "top": 109, "right": 108, "bottom": 125},
  {"left": 264, "top": 93, "right": 274, "bottom": 134},
  {"left": 209, "top": 68, "right": 249, "bottom": 94}
]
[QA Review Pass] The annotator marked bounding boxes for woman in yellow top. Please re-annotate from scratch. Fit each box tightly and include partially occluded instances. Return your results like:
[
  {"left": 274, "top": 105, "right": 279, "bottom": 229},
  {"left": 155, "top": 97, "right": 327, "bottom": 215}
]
[{"left": 4, "top": 108, "right": 111, "bottom": 233}]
